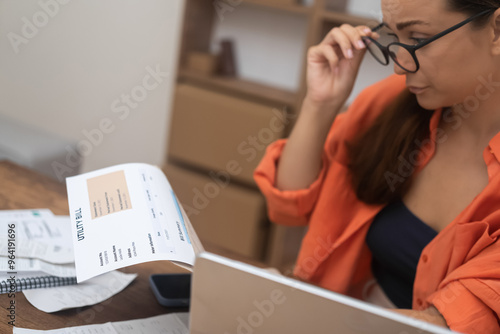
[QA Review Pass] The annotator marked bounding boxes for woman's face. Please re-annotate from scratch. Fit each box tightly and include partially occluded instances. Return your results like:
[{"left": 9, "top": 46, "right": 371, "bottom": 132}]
[{"left": 381, "top": 0, "right": 496, "bottom": 110}]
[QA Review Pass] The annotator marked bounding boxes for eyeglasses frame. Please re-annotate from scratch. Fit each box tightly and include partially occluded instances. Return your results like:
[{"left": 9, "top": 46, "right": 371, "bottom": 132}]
[{"left": 362, "top": 9, "right": 495, "bottom": 73}]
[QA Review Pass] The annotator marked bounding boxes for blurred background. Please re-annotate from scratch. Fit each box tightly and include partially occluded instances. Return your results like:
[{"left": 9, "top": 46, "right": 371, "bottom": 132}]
[{"left": 0, "top": 0, "right": 392, "bottom": 270}]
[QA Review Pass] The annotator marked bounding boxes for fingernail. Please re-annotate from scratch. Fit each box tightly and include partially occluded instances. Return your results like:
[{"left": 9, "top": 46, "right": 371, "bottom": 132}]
[
  {"left": 347, "top": 49, "right": 354, "bottom": 59},
  {"left": 357, "top": 40, "right": 365, "bottom": 49},
  {"left": 364, "top": 28, "right": 372, "bottom": 34},
  {"left": 335, "top": 66, "right": 340, "bottom": 75}
]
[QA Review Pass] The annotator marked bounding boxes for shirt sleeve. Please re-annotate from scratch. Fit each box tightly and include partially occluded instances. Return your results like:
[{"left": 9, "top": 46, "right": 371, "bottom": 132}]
[
  {"left": 426, "top": 231, "right": 500, "bottom": 334},
  {"left": 252, "top": 137, "right": 331, "bottom": 226},
  {"left": 427, "top": 279, "right": 500, "bottom": 334}
]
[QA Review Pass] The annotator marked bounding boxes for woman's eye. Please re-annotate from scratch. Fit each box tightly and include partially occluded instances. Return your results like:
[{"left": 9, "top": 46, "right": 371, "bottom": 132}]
[
  {"left": 410, "top": 37, "right": 427, "bottom": 45},
  {"left": 387, "top": 33, "right": 399, "bottom": 42}
]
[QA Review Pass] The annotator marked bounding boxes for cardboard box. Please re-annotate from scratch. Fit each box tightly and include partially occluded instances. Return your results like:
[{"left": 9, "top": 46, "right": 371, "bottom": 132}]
[
  {"left": 324, "top": 0, "right": 348, "bottom": 11},
  {"left": 164, "top": 163, "right": 268, "bottom": 260},
  {"left": 186, "top": 52, "right": 218, "bottom": 75},
  {"left": 168, "top": 84, "right": 287, "bottom": 186},
  {"left": 273, "top": 0, "right": 301, "bottom": 5}
]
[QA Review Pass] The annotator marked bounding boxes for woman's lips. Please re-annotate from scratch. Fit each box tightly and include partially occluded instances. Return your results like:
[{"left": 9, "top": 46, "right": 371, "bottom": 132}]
[{"left": 408, "top": 86, "right": 428, "bottom": 94}]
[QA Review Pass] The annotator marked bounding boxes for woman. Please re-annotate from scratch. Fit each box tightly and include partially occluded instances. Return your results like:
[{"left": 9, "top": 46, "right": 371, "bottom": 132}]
[{"left": 254, "top": 0, "right": 500, "bottom": 332}]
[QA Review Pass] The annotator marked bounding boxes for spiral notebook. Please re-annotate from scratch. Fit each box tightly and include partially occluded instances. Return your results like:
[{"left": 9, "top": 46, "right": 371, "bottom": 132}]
[
  {"left": 0, "top": 274, "right": 77, "bottom": 294},
  {"left": 0, "top": 209, "right": 77, "bottom": 294}
]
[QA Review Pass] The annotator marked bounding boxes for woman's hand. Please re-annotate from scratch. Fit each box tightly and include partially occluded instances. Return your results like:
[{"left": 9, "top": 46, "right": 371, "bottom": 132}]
[
  {"left": 275, "top": 25, "right": 377, "bottom": 191},
  {"left": 305, "top": 24, "right": 375, "bottom": 110}
]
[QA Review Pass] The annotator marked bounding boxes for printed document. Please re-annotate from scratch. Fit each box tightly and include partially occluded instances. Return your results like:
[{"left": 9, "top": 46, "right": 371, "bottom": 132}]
[
  {"left": 23, "top": 270, "right": 136, "bottom": 313},
  {"left": 0, "top": 214, "right": 73, "bottom": 264},
  {"left": 13, "top": 312, "right": 189, "bottom": 334},
  {"left": 66, "top": 163, "right": 202, "bottom": 282},
  {"left": 0, "top": 258, "right": 76, "bottom": 277},
  {"left": 0, "top": 209, "right": 54, "bottom": 220}
]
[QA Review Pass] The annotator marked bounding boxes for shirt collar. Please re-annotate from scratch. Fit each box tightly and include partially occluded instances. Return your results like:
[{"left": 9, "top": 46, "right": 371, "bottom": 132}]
[
  {"left": 428, "top": 108, "right": 443, "bottom": 143},
  {"left": 483, "top": 130, "right": 500, "bottom": 180},
  {"left": 416, "top": 108, "right": 443, "bottom": 171},
  {"left": 487, "top": 131, "right": 500, "bottom": 163}
]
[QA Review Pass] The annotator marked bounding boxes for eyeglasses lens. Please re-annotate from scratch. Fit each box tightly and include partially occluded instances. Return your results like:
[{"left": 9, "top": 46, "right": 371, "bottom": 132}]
[
  {"left": 364, "top": 28, "right": 397, "bottom": 65},
  {"left": 387, "top": 44, "right": 417, "bottom": 72},
  {"left": 365, "top": 40, "right": 388, "bottom": 65}
]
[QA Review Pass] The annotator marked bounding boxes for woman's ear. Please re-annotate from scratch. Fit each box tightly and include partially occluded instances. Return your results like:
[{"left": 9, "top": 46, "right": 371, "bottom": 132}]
[{"left": 490, "top": 8, "right": 500, "bottom": 55}]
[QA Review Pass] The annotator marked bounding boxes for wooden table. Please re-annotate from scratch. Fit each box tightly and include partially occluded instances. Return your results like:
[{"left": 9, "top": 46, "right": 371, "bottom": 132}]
[{"left": 0, "top": 161, "right": 191, "bottom": 332}]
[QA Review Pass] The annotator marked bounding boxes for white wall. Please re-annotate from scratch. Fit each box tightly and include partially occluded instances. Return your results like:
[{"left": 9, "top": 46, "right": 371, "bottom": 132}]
[
  {"left": 0, "top": 0, "right": 390, "bottom": 180},
  {"left": 211, "top": 1, "right": 392, "bottom": 105},
  {"left": 211, "top": 5, "right": 309, "bottom": 93},
  {"left": 0, "top": 0, "right": 184, "bottom": 176}
]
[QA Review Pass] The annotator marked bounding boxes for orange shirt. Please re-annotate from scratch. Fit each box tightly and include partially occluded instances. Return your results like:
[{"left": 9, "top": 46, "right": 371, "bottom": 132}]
[{"left": 254, "top": 74, "right": 500, "bottom": 334}]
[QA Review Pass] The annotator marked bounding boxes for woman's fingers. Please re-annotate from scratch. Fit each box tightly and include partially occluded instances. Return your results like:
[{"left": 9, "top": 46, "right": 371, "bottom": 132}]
[
  {"left": 320, "top": 24, "right": 374, "bottom": 60},
  {"left": 308, "top": 43, "right": 339, "bottom": 70},
  {"left": 321, "top": 27, "right": 354, "bottom": 59},
  {"left": 340, "top": 24, "right": 367, "bottom": 51}
]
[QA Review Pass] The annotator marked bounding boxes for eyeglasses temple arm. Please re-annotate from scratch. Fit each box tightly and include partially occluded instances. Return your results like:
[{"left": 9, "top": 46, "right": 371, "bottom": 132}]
[{"left": 414, "top": 9, "right": 494, "bottom": 49}]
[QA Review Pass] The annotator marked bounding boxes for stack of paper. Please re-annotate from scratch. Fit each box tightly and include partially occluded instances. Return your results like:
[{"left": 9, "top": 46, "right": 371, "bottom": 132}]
[
  {"left": 14, "top": 312, "right": 189, "bottom": 334},
  {"left": 1, "top": 209, "right": 136, "bottom": 313},
  {"left": 0, "top": 209, "right": 76, "bottom": 287}
]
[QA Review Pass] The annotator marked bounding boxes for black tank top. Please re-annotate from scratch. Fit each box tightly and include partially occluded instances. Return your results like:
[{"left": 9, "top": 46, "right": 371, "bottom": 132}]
[{"left": 366, "top": 200, "right": 438, "bottom": 308}]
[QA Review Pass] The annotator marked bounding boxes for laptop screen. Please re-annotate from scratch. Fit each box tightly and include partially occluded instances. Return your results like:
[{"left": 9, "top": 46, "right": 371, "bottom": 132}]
[{"left": 189, "top": 252, "right": 457, "bottom": 334}]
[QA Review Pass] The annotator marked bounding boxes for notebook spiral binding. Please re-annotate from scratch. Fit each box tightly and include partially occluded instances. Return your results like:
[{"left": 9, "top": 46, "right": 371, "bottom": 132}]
[{"left": 0, "top": 276, "right": 77, "bottom": 294}]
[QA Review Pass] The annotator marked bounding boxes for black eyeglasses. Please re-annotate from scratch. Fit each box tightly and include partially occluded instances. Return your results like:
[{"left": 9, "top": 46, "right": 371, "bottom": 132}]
[{"left": 362, "top": 9, "right": 494, "bottom": 73}]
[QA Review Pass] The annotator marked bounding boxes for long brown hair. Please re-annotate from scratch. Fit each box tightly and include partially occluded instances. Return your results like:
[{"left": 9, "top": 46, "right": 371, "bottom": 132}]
[{"left": 346, "top": 1, "right": 497, "bottom": 205}]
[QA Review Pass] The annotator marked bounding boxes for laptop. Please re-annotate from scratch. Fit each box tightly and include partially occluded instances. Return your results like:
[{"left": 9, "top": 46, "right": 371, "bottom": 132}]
[{"left": 189, "top": 252, "right": 458, "bottom": 334}]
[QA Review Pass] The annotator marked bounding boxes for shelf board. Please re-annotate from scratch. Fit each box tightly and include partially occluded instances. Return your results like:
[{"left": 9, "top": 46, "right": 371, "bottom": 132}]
[
  {"left": 321, "top": 10, "right": 374, "bottom": 26},
  {"left": 178, "top": 68, "right": 297, "bottom": 107},
  {"left": 236, "top": 0, "right": 312, "bottom": 16}
]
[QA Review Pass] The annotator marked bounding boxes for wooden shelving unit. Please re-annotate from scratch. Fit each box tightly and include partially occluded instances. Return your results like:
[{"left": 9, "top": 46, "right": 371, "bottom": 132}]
[
  {"left": 177, "top": 0, "right": 373, "bottom": 117},
  {"left": 321, "top": 9, "right": 372, "bottom": 26},
  {"left": 168, "top": 0, "right": 372, "bottom": 269},
  {"left": 178, "top": 68, "right": 297, "bottom": 107},
  {"left": 242, "top": 0, "right": 312, "bottom": 15}
]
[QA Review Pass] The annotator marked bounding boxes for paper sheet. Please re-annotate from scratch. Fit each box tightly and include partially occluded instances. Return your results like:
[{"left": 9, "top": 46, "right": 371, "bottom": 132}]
[
  {"left": 0, "top": 237, "right": 73, "bottom": 264},
  {"left": 23, "top": 270, "right": 137, "bottom": 313},
  {"left": 66, "top": 163, "right": 195, "bottom": 282},
  {"left": 0, "top": 257, "right": 76, "bottom": 277},
  {"left": 50, "top": 216, "right": 75, "bottom": 249},
  {"left": 0, "top": 209, "right": 54, "bottom": 220},
  {"left": 13, "top": 312, "right": 189, "bottom": 333},
  {"left": 0, "top": 213, "right": 74, "bottom": 264}
]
